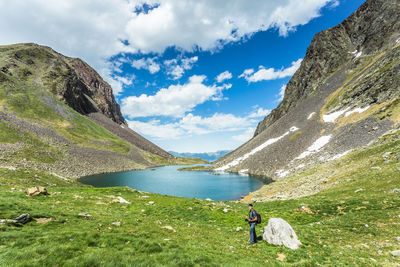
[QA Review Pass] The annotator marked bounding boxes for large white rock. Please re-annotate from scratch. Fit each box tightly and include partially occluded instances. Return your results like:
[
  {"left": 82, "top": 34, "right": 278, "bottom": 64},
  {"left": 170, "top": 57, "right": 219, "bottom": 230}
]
[{"left": 263, "top": 218, "right": 301, "bottom": 250}]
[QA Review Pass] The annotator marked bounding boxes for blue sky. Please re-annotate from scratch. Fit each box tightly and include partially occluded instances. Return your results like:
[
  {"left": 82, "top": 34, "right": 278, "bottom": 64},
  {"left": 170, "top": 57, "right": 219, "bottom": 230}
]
[{"left": 0, "top": 0, "right": 365, "bottom": 152}]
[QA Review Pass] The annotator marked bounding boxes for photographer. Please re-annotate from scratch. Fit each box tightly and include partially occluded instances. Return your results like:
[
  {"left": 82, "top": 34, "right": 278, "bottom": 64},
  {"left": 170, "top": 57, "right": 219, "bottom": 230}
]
[{"left": 245, "top": 204, "right": 259, "bottom": 245}]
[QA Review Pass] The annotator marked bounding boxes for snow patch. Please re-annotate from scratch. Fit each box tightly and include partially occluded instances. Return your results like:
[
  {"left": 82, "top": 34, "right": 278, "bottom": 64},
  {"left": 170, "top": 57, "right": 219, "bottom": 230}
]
[
  {"left": 215, "top": 127, "right": 299, "bottom": 171},
  {"left": 307, "top": 112, "right": 316, "bottom": 120},
  {"left": 295, "top": 164, "right": 305, "bottom": 169},
  {"left": 322, "top": 108, "right": 350, "bottom": 123},
  {"left": 276, "top": 169, "right": 290, "bottom": 178},
  {"left": 238, "top": 169, "right": 249, "bottom": 175},
  {"left": 296, "top": 135, "right": 332, "bottom": 159},
  {"left": 329, "top": 150, "right": 352, "bottom": 161},
  {"left": 351, "top": 50, "right": 362, "bottom": 59},
  {"left": 344, "top": 106, "right": 370, "bottom": 117}
]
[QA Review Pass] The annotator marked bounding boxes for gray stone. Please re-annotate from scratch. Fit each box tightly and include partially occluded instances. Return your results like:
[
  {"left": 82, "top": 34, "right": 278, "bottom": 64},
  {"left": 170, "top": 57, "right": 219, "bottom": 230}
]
[
  {"left": 78, "top": 213, "right": 93, "bottom": 220},
  {"left": 392, "top": 189, "right": 400, "bottom": 194},
  {"left": 26, "top": 186, "right": 48, "bottom": 196},
  {"left": 390, "top": 250, "right": 400, "bottom": 257},
  {"left": 383, "top": 152, "right": 392, "bottom": 158},
  {"left": 263, "top": 218, "right": 301, "bottom": 250},
  {"left": 15, "top": 213, "right": 30, "bottom": 224}
]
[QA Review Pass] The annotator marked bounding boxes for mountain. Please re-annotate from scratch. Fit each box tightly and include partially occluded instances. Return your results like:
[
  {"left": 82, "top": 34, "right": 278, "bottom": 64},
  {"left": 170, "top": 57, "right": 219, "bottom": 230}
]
[
  {"left": 168, "top": 150, "right": 231, "bottom": 162},
  {"left": 213, "top": 0, "right": 400, "bottom": 198},
  {"left": 0, "top": 43, "right": 178, "bottom": 177}
]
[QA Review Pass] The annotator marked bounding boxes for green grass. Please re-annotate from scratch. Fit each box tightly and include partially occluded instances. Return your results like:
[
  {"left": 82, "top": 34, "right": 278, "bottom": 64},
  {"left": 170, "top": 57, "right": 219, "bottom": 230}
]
[
  {"left": 0, "top": 121, "right": 22, "bottom": 144},
  {"left": 0, "top": 131, "right": 399, "bottom": 266}
]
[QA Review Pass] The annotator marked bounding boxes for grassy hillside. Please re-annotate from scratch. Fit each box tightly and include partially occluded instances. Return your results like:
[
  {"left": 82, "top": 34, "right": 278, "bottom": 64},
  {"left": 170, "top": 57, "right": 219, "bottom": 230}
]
[
  {"left": 0, "top": 44, "right": 205, "bottom": 177},
  {"left": 0, "top": 128, "right": 399, "bottom": 266}
]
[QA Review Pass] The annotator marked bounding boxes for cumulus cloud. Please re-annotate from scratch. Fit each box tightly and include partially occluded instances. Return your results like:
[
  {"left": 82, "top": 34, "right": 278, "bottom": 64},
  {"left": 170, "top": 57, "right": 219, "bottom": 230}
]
[
  {"left": 131, "top": 57, "right": 160, "bottom": 74},
  {"left": 127, "top": 104, "right": 269, "bottom": 140},
  {"left": 248, "top": 107, "right": 271, "bottom": 118},
  {"left": 108, "top": 75, "right": 135, "bottom": 95},
  {"left": 216, "top": 71, "right": 233, "bottom": 83},
  {"left": 125, "top": 0, "right": 336, "bottom": 52},
  {"left": 0, "top": 0, "right": 334, "bottom": 92},
  {"left": 240, "top": 59, "right": 302, "bottom": 83},
  {"left": 232, "top": 127, "right": 255, "bottom": 142},
  {"left": 278, "top": 84, "right": 286, "bottom": 102},
  {"left": 164, "top": 56, "right": 198, "bottom": 79},
  {"left": 121, "top": 75, "right": 230, "bottom": 118},
  {"left": 128, "top": 112, "right": 255, "bottom": 139}
]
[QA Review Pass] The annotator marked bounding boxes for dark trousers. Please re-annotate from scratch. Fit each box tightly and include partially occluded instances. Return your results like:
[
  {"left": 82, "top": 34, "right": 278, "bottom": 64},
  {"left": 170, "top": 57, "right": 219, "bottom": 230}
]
[{"left": 249, "top": 222, "right": 257, "bottom": 244}]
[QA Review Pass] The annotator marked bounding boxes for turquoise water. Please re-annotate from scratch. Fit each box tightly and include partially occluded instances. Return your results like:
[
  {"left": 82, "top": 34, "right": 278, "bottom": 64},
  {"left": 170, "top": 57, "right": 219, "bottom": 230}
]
[{"left": 79, "top": 165, "right": 268, "bottom": 201}]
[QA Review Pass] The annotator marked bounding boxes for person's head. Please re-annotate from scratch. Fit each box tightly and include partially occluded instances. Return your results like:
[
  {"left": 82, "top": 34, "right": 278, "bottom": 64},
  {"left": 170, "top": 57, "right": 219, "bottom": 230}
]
[{"left": 248, "top": 204, "right": 253, "bottom": 210}]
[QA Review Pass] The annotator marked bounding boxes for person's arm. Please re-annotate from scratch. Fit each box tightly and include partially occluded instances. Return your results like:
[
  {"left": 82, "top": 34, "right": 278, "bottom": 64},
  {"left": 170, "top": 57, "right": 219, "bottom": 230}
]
[{"left": 249, "top": 215, "right": 258, "bottom": 223}]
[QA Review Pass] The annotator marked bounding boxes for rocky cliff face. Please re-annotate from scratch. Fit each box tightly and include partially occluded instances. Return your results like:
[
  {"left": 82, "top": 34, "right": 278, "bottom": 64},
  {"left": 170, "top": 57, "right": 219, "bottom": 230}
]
[
  {"left": 254, "top": 0, "right": 400, "bottom": 136},
  {"left": 214, "top": 0, "right": 400, "bottom": 185},
  {"left": 1, "top": 43, "right": 126, "bottom": 125},
  {"left": 66, "top": 58, "right": 126, "bottom": 125},
  {"left": 0, "top": 43, "right": 173, "bottom": 177}
]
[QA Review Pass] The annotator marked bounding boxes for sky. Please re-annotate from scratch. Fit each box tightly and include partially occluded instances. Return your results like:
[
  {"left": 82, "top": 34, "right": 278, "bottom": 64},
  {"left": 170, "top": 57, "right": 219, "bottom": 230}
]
[{"left": 0, "top": 0, "right": 366, "bottom": 153}]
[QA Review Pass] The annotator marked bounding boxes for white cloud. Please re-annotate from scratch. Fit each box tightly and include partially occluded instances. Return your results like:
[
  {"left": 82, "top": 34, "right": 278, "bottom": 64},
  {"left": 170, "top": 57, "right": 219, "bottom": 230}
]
[
  {"left": 240, "top": 59, "right": 302, "bottom": 82},
  {"left": 127, "top": 119, "right": 184, "bottom": 139},
  {"left": 108, "top": 75, "right": 135, "bottom": 95},
  {"left": 0, "top": 0, "right": 334, "bottom": 91},
  {"left": 131, "top": 57, "right": 160, "bottom": 74},
  {"left": 239, "top": 69, "right": 255, "bottom": 78},
  {"left": 128, "top": 112, "right": 255, "bottom": 139},
  {"left": 121, "top": 75, "right": 230, "bottom": 118},
  {"left": 216, "top": 71, "right": 233, "bottom": 83},
  {"left": 127, "top": 104, "right": 270, "bottom": 140},
  {"left": 248, "top": 107, "right": 271, "bottom": 118},
  {"left": 232, "top": 128, "right": 255, "bottom": 142},
  {"left": 164, "top": 56, "right": 198, "bottom": 79},
  {"left": 125, "top": 0, "right": 336, "bottom": 52},
  {"left": 278, "top": 84, "right": 286, "bottom": 102}
]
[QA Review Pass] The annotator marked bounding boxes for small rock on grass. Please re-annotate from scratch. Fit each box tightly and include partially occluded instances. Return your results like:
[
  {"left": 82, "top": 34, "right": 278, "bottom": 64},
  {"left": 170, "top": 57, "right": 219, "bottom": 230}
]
[
  {"left": 35, "top": 218, "right": 52, "bottom": 224},
  {"left": 391, "top": 189, "right": 400, "bottom": 193},
  {"left": 390, "top": 250, "right": 400, "bottom": 257},
  {"left": 26, "top": 186, "right": 48, "bottom": 196},
  {"left": 15, "top": 214, "right": 31, "bottom": 224},
  {"left": 78, "top": 213, "right": 93, "bottom": 220},
  {"left": 161, "top": 226, "right": 176, "bottom": 232}
]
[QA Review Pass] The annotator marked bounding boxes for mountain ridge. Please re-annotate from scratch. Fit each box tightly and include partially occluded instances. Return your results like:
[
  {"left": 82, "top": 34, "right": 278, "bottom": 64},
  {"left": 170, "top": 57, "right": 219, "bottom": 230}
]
[
  {"left": 0, "top": 43, "right": 177, "bottom": 177},
  {"left": 212, "top": 0, "right": 400, "bottom": 199}
]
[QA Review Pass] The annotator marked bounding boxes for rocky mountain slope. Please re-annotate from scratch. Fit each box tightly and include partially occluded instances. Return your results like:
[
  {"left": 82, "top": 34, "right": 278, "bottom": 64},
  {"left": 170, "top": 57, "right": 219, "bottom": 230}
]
[
  {"left": 0, "top": 43, "right": 175, "bottom": 177},
  {"left": 213, "top": 0, "right": 400, "bottom": 197}
]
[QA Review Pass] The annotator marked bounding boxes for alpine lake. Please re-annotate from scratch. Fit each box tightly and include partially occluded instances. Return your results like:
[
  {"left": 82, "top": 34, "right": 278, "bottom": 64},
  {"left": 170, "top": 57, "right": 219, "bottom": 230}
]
[{"left": 79, "top": 165, "right": 270, "bottom": 201}]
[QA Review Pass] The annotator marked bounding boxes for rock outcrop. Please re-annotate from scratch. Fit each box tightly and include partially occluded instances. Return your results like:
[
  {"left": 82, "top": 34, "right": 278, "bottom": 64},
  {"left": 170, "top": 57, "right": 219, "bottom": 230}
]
[
  {"left": 263, "top": 218, "right": 301, "bottom": 250},
  {"left": 26, "top": 186, "right": 49, "bottom": 196}
]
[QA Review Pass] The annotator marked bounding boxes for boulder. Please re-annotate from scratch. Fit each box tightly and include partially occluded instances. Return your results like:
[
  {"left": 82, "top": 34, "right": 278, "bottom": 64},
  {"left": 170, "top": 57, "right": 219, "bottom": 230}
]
[
  {"left": 263, "top": 218, "right": 301, "bottom": 250},
  {"left": 26, "top": 186, "right": 48, "bottom": 196}
]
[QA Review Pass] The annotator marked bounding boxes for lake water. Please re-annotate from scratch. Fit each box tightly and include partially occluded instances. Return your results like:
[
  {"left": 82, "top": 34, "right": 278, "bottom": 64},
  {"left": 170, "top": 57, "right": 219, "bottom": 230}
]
[{"left": 79, "top": 165, "right": 268, "bottom": 201}]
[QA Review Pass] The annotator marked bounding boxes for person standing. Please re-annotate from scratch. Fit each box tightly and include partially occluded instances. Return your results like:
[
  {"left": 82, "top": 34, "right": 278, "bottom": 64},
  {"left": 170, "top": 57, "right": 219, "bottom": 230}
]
[{"left": 245, "top": 204, "right": 258, "bottom": 245}]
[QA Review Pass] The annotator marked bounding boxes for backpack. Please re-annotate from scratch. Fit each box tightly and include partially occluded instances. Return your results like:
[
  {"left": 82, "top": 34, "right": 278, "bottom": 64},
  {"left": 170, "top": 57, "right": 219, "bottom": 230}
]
[{"left": 255, "top": 210, "right": 261, "bottom": 224}]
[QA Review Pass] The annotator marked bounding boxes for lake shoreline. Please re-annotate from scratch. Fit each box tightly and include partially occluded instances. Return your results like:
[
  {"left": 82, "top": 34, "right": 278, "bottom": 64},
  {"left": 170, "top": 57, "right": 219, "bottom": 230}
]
[{"left": 79, "top": 165, "right": 265, "bottom": 201}]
